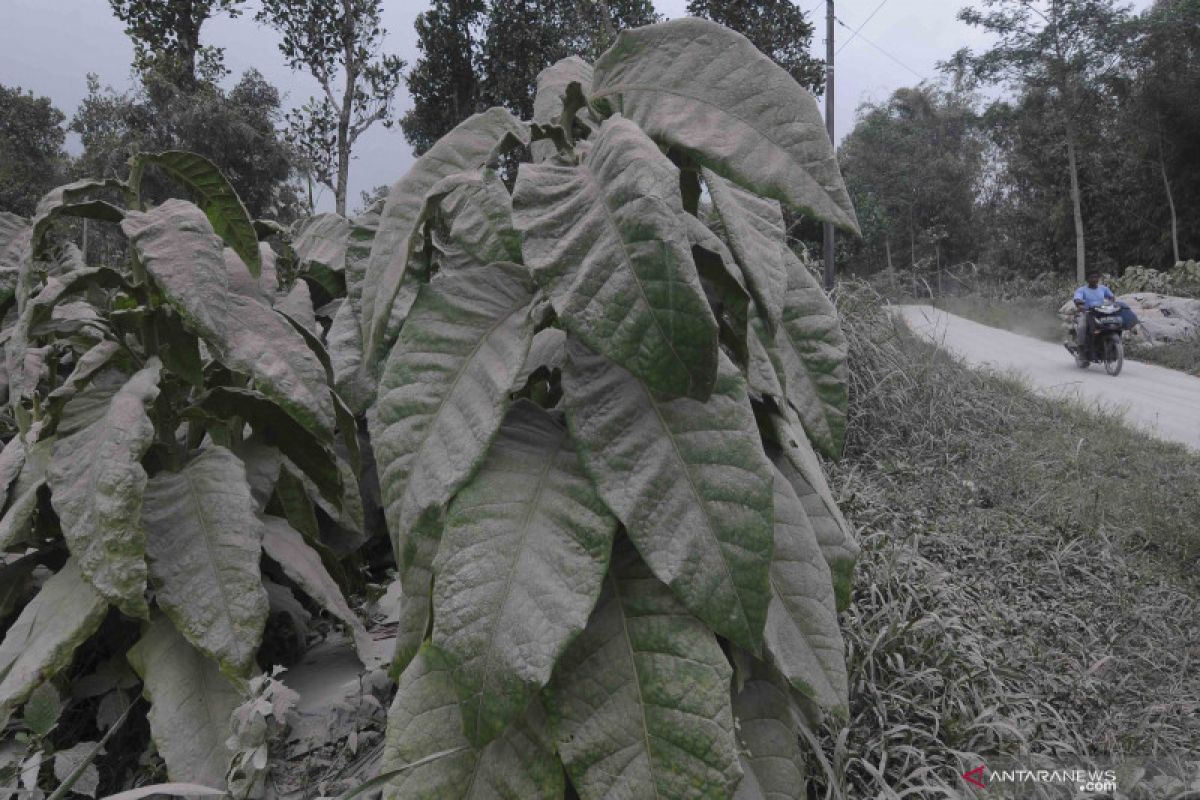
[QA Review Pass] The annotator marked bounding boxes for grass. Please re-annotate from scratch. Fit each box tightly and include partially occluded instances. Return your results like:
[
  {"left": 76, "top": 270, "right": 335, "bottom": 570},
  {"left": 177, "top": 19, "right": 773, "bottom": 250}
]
[
  {"left": 1128, "top": 337, "right": 1200, "bottom": 376},
  {"left": 930, "top": 294, "right": 1066, "bottom": 344},
  {"left": 801, "top": 284, "right": 1200, "bottom": 798}
]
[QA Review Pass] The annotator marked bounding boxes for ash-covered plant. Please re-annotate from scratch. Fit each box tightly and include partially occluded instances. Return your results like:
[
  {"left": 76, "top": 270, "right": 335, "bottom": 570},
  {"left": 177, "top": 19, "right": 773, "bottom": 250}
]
[
  {"left": 352, "top": 18, "right": 863, "bottom": 799},
  {"left": 0, "top": 152, "right": 371, "bottom": 793}
]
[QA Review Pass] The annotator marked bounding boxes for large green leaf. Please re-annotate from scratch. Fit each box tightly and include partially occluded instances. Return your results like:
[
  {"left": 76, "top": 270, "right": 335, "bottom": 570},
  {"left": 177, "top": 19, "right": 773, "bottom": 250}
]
[
  {"left": 387, "top": 515, "right": 441, "bottom": 680},
  {"left": 130, "top": 151, "right": 261, "bottom": 277},
  {"left": 122, "top": 200, "right": 334, "bottom": 438},
  {"left": 703, "top": 168, "right": 788, "bottom": 329},
  {"left": 431, "top": 401, "right": 616, "bottom": 746},
  {"left": 142, "top": 446, "right": 269, "bottom": 676},
  {"left": 381, "top": 648, "right": 564, "bottom": 800},
  {"left": 48, "top": 360, "right": 161, "bottom": 618},
  {"left": 545, "top": 540, "right": 741, "bottom": 799},
  {"left": 767, "top": 412, "right": 858, "bottom": 611},
  {"left": 259, "top": 514, "right": 377, "bottom": 668},
  {"left": 731, "top": 661, "right": 808, "bottom": 800},
  {"left": 591, "top": 18, "right": 859, "bottom": 234},
  {"left": 0, "top": 559, "right": 108, "bottom": 728},
  {"left": 771, "top": 252, "right": 849, "bottom": 458},
  {"left": 561, "top": 340, "right": 773, "bottom": 651},
  {"left": 763, "top": 465, "right": 847, "bottom": 710},
  {"left": 513, "top": 115, "right": 719, "bottom": 399},
  {"left": 127, "top": 613, "right": 243, "bottom": 789},
  {"left": 362, "top": 108, "right": 529, "bottom": 365},
  {"left": 368, "top": 262, "right": 536, "bottom": 559}
]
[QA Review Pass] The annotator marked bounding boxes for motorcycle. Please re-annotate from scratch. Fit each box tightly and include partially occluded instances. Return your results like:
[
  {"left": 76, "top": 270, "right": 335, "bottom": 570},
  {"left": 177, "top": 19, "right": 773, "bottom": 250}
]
[{"left": 1065, "top": 302, "right": 1125, "bottom": 376}]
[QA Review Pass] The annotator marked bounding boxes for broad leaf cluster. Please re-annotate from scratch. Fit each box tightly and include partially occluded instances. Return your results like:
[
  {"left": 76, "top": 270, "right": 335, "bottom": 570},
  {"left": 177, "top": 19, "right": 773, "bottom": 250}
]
[{"left": 359, "top": 19, "right": 861, "bottom": 799}]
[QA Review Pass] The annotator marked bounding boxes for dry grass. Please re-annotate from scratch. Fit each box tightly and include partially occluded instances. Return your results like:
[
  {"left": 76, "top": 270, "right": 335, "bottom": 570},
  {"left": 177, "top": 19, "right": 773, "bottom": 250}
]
[{"left": 802, "top": 284, "right": 1200, "bottom": 799}]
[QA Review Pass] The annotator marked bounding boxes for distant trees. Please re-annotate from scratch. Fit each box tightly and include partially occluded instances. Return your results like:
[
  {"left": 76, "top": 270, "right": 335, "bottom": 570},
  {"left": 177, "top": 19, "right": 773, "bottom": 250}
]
[
  {"left": 401, "top": 0, "right": 659, "bottom": 156},
  {"left": 0, "top": 86, "right": 69, "bottom": 215},
  {"left": 686, "top": 0, "right": 825, "bottom": 94},
  {"left": 108, "top": 0, "right": 246, "bottom": 87}
]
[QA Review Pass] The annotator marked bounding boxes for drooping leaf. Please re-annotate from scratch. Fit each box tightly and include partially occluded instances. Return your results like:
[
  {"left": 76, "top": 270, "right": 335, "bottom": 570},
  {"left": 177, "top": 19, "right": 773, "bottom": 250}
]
[
  {"left": 0, "top": 555, "right": 37, "bottom": 621},
  {"left": 49, "top": 360, "right": 161, "bottom": 618},
  {"left": 0, "top": 435, "right": 27, "bottom": 511},
  {"left": 381, "top": 648, "right": 564, "bottom": 800},
  {"left": 292, "top": 213, "right": 350, "bottom": 278},
  {"left": 591, "top": 17, "right": 860, "bottom": 234},
  {"left": 771, "top": 252, "right": 849, "bottom": 458},
  {"left": 0, "top": 560, "right": 108, "bottom": 728},
  {"left": 731, "top": 661, "right": 808, "bottom": 800},
  {"left": 703, "top": 168, "right": 788, "bottom": 329},
  {"left": 185, "top": 387, "right": 342, "bottom": 507},
  {"left": 142, "top": 446, "right": 269, "bottom": 676},
  {"left": 531, "top": 56, "right": 595, "bottom": 162},
  {"left": 122, "top": 200, "right": 334, "bottom": 438},
  {"left": 561, "top": 339, "right": 773, "bottom": 651},
  {"left": 687, "top": 214, "right": 752, "bottom": 366},
  {"left": 234, "top": 437, "right": 282, "bottom": 512},
  {"left": 513, "top": 115, "right": 719, "bottom": 400},
  {"left": 762, "top": 465, "right": 847, "bottom": 710},
  {"left": 0, "top": 437, "right": 50, "bottom": 550},
  {"left": 767, "top": 412, "right": 858, "bottom": 611},
  {"left": 362, "top": 108, "right": 529, "bottom": 364},
  {"left": 431, "top": 401, "right": 616, "bottom": 746},
  {"left": 748, "top": 317, "right": 785, "bottom": 402},
  {"left": 275, "top": 281, "right": 320, "bottom": 337},
  {"left": 27, "top": 179, "right": 126, "bottom": 266},
  {"left": 387, "top": 514, "right": 441, "bottom": 680},
  {"left": 326, "top": 200, "right": 379, "bottom": 414},
  {"left": 545, "top": 540, "right": 742, "bottom": 799},
  {"left": 368, "top": 262, "right": 536, "bottom": 560},
  {"left": 46, "top": 340, "right": 125, "bottom": 410},
  {"left": 259, "top": 514, "right": 378, "bottom": 668},
  {"left": 127, "top": 613, "right": 243, "bottom": 789},
  {"left": 130, "top": 151, "right": 261, "bottom": 277},
  {"left": 513, "top": 327, "right": 566, "bottom": 389},
  {"left": 425, "top": 168, "right": 522, "bottom": 272}
]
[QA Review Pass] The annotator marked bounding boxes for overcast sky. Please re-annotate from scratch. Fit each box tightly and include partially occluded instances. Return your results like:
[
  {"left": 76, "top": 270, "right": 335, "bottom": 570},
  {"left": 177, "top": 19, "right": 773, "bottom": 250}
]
[{"left": 0, "top": 0, "right": 1152, "bottom": 213}]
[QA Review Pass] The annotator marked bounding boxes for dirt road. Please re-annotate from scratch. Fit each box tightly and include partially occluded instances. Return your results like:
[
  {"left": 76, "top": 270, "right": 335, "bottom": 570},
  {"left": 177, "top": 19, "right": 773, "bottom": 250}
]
[{"left": 896, "top": 304, "right": 1200, "bottom": 451}]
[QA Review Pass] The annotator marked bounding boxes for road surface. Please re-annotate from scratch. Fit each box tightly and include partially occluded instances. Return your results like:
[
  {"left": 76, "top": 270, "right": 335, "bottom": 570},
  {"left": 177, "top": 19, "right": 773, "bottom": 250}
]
[{"left": 896, "top": 305, "right": 1200, "bottom": 451}]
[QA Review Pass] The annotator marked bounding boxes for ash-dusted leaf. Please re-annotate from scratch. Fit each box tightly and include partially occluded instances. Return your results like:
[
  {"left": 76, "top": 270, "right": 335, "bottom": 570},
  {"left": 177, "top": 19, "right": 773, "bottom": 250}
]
[
  {"left": 0, "top": 437, "right": 50, "bottom": 551},
  {"left": 122, "top": 200, "right": 334, "bottom": 438},
  {"left": 763, "top": 465, "right": 847, "bottom": 710},
  {"left": 731, "top": 663, "right": 807, "bottom": 800},
  {"left": 234, "top": 438, "right": 281, "bottom": 512},
  {"left": 388, "top": 516, "right": 441, "bottom": 679},
  {"left": 185, "top": 387, "right": 341, "bottom": 507},
  {"left": 591, "top": 18, "right": 859, "bottom": 234},
  {"left": 327, "top": 299, "right": 374, "bottom": 416},
  {"left": 748, "top": 317, "right": 785, "bottom": 402},
  {"left": 704, "top": 168, "right": 788, "bottom": 329},
  {"left": 47, "top": 340, "right": 124, "bottom": 409},
  {"left": 28, "top": 179, "right": 126, "bottom": 262},
  {"left": 426, "top": 168, "right": 522, "bottom": 272},
  {"left": 0, "top": 436, "right": 27, "bottom": 511},
  {"left": 0, "top": 556, "right": 37, "bottom": 621},
  {"left": 293, "top": 213, "right": 349, "bottom": 277},
  {"left": 772, "top": 253, "right": 849, "bottom": 458},
  {"left": 432, "top": 401, "right": 616, "bottom": 746},
  {"left": 128, "top": 613, "right": 242, "bottom": 789},
  {"left": 142, "top": 446, "right": 269, "bottom": 676},
  {"left": 0, "top": 560, "right": 108, "bottom": 728},
  {"left": 275, "top": 281, "right": 320, "bottom": 337},
  {"left": 767, "top": 412, "right": 858, "bottom": 611},
  {"left": 687, "top": 214, "right": 753, "bottom": 366},
  {"left": 545, "top": 541, "right": 741, "bottom": 799},
  {"left": 531, "top": 57, "right": 594, "bottom": 162},
  {"left": 561, "top": 340, "right": 773, "bottom": 650},
  {"left": 368, "top": 262, "right": 536, "bottom": 559},
  {"left": 381, "top": 648, "right": 564, "bottom": 800},
  {"left": 49, "top": 360, "right": 161, "bottom": 618},
  {"left": 362, "top": 108, "right": 529, "bottom": 364},
  {"left": 259, "top": 515, "right": 377, "bottom": 668},
  {"left": 513, "top": 327, "right": 566, "bottom": 388},
  {"left": 513, "top": 115, "right": 718, "bottom": 399},
  {"left": 131, "top": 151, "right": 260, "bottom": 277}
]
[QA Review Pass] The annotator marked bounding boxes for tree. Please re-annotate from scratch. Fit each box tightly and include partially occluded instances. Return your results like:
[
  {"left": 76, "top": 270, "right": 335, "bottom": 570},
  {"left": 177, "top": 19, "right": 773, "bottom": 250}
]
[
  {"left": 949, "top": 0, "right": 1133, "bottom": 281},
  {"left": 256, "top": 0, "right": 407, "bottom": 216},
  {"left": 349, "top": 18, "right": 860, "bottom": 796},
  {"left": 70, "top": 69, "right": 299, "bottom": 220},
  {"left": 108, "top": 0, "right": 246, "bottom": 87},
  {"left": 839, "top": 84, "right": 985, "bottom": 273},
  {"left": 0, "top": 85, "right": 68, "bottom": 216},
  {"left": 687, "top": 0, "right": 826, "bottom": 94},
  {"left": 401, "top": 0, "right": 659, "bottom": 155}
]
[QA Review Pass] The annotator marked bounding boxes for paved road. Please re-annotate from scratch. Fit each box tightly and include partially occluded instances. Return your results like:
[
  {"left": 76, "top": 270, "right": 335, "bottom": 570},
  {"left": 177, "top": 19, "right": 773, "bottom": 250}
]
[{"left": 896, "top": 304, "right": 1200, "bottom": 451}]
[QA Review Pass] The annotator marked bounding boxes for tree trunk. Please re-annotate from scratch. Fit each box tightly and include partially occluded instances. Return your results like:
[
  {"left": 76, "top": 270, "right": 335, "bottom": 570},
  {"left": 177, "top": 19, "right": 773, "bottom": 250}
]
[
  {"left": 1159, "top": 141, "right": 1180, "bottom": 265},
  {"left": 1065, "top": 127, "right": 1086, "bottom": 282},
  {"left": 336, "top": 1, "right": 355, "bottom": 217},
  {"left": 885, "top": 238, "right": 894, "bottom": 271}
]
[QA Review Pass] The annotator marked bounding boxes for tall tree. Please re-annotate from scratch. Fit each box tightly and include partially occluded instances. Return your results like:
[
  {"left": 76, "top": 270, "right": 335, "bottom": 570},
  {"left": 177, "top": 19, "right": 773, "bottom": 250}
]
[
  {"left": 257, "top": 0, "right": 407, "bottom": 215},
  {"left": 949, "top": 0, "right": 1133, "bottom": 281},
  {"left": 0, "top": 85, "right": 69, "bottom": 216},
  {"left": 402, "top": 0, "right": 658, "bottom": 154},
  {"left": 686, "top": 0, "right": 825, "bottom": 94},
  {"left": 108, "top": 0, "right": 245, "bottom": 87},
  {"left": 401, "top": 0, "right": 486, "bottom": 156}
]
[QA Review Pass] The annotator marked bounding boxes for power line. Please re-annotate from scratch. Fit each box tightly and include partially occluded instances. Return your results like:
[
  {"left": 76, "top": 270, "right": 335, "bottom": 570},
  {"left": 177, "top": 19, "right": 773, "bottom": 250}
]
[
  {"left": 834, "top": 16, "right": 925, "bottom": 82},
  {"left": 836, "top": 0, "right": 890, "bottom": 55}
]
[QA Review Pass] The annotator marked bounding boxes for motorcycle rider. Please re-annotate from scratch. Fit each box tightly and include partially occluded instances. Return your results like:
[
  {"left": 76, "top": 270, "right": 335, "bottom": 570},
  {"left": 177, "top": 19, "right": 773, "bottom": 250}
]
[{"left": 1072, "top": 270, "right": 1117, "bottom": 356}]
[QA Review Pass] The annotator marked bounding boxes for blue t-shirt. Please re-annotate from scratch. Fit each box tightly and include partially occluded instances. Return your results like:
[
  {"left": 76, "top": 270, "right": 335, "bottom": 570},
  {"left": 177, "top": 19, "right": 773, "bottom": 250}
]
[{"left": 1074, "top": 284, "right": 1115, "bottom": 309}]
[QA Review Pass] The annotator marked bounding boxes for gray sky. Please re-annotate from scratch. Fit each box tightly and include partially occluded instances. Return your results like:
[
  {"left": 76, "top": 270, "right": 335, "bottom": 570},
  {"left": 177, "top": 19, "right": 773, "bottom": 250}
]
[{"left": 0, "top": 0, "right": 1152, "bottom": 213}]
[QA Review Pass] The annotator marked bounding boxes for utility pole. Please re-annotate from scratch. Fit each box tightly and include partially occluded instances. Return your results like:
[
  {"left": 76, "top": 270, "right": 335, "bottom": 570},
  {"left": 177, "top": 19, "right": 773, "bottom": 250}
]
[{"left": 823, "top": 0, "right": 836, "bottom": 291}]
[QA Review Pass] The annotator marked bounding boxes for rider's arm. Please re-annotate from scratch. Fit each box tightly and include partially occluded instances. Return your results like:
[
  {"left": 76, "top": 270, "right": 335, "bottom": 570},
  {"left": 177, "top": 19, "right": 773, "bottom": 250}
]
[{"left": 1104, "top": 287, "right": 1115, "bottom": 301}]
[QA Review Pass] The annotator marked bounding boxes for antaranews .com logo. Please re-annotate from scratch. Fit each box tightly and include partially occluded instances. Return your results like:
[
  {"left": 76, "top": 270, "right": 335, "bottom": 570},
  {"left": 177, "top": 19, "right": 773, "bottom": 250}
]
[{"left": 960, "top": 763, "right": 1118, "bottom": 795}]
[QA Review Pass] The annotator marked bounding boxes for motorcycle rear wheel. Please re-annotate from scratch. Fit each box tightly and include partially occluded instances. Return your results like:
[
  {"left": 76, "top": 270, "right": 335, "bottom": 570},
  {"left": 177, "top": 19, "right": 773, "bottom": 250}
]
[{"left": 1103, "top": 336, "right": 1124, "bottom": 376}]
